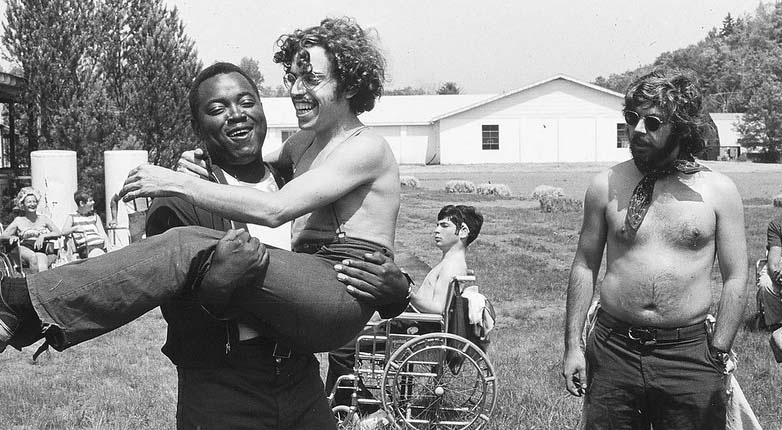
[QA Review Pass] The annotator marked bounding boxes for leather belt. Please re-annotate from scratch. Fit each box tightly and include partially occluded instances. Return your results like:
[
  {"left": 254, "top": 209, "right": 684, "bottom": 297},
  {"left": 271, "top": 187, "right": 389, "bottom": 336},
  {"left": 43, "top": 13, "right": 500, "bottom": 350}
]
[{"left": 598, "top": 309, "right": 706, "bottom": 346}]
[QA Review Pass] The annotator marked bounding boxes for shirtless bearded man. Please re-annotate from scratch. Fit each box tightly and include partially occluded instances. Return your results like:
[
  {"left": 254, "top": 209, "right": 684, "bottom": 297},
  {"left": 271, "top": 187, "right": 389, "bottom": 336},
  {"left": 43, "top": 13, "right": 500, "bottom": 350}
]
[{"left": 562, "top": 69, "right": 747, "bottom": 429}]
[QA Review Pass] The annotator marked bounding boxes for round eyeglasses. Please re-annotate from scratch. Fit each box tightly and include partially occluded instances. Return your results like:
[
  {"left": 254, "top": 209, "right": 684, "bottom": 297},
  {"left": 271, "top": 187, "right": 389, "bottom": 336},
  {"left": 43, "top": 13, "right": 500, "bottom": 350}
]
[
  {"left": 283, "top": 72, "right": 332, "bottom": 91},
  {"left": 624, "top": 110, "right": 666, "bottom": 132}
]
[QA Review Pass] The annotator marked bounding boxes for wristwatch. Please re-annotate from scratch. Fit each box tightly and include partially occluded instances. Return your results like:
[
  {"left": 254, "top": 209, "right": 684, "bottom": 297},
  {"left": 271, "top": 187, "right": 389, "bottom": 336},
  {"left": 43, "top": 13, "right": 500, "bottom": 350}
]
[{"left": 710, "top": 345, "right": 731, "bottom": 366}]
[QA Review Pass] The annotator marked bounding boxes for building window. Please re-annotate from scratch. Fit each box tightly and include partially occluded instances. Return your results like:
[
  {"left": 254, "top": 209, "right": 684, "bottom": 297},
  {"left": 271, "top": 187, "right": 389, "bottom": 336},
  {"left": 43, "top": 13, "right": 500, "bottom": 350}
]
[
  {"left": 482, "top": 125, "right": 499, "bottom": 150},
  {"left": 616, "top": 124, "right": 629, "bottom": 148},
  {"left": 281, "top": 130, "right": 296, "bottom": 143}
]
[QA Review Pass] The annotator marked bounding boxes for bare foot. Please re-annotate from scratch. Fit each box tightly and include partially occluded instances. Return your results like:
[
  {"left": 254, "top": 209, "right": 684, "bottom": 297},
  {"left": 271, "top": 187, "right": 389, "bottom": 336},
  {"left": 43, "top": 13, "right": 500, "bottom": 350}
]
[{"left": 199, "top": 229, "right": 269, "bottom": 316}]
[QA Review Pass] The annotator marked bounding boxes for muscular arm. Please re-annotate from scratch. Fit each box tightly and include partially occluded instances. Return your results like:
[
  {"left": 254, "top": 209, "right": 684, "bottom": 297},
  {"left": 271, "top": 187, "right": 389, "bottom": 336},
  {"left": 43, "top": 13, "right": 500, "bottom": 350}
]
[
  {"left": 120, "top": 134, "right": 389, "bottom": 228},
  {"left": 710, "top": 175, "right": 748, "bottom": 352},
  {"left": 563, "top": 172, "right": 608, "bottom": 396}
]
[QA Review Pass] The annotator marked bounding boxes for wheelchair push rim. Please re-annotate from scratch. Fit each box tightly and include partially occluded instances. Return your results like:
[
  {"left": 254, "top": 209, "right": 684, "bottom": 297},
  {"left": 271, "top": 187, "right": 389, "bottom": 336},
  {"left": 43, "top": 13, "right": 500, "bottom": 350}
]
[{"left": 381, "top": 332, "right": 497, "bottom": 429}]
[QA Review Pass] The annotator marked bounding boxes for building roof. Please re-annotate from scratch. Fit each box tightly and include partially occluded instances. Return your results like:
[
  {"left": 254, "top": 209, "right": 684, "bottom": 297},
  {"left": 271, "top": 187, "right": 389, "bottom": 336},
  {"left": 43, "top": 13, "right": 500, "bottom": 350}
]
[
  {"left": 263, "top": 93, "right": 494, "bottom": 127},
  {"left": 0, "top": 72, "right": 26, "bottom": 103},
  {"left": 262, "top": 74, "right": 623, "bottom": 127},
  {"left": 431, "top": 74, "right": 624, "bottom": 121}
]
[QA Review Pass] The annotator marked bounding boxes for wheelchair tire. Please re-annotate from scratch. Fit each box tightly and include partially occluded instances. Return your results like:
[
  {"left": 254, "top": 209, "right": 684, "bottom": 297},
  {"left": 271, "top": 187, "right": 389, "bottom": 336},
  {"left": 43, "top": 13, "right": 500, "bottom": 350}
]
[
  {"left": 0, "top": 252, "right": 21, "bottom": 279},
  {"left": 380, "top": 332, "right": 497, "bottom": 429}
]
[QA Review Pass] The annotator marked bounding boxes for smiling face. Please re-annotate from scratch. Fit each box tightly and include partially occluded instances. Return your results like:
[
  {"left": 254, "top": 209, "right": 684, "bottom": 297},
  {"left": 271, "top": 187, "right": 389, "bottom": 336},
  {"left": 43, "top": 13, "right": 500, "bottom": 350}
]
[
  {"left": 22, "top": 195, "right": 38, "bottom": 213},
  {"left": 288, "top": 46, "right": 354, "bottom": 133},
  {"left": 192, "top": 72, "right": 267, "bottom": 167},
  {"left": 627, "top": 103, "right": 678, "bottom": 173}
]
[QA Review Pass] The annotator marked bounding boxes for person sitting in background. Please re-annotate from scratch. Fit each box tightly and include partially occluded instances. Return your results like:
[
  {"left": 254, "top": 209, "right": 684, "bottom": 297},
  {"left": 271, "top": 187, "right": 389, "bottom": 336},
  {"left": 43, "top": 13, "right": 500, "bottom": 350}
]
[
  {"left": 0, "top": 187, "right": 61, "bottom": 272},
  {"left": 759, "top": 218, "right": 782, "bottom": 362},
  {"left": 61, "top": 189, "right": 110, "bottom": 258},
  {"left": 326, "top": 204, "right": 483, "bottom": 406}
]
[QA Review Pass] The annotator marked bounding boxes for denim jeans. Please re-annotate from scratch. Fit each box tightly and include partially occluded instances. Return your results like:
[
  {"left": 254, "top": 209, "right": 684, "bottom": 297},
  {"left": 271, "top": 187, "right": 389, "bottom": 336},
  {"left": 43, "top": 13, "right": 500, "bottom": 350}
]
[{"left": 26, "top": 226, "right": 378, "bottom": 353}]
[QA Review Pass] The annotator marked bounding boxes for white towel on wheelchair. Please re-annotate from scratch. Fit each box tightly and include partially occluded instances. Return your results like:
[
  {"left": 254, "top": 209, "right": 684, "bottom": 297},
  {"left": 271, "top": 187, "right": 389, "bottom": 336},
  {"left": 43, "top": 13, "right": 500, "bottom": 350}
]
[{"left": 462, "top": 285, "right": 495, "bottom": 338}]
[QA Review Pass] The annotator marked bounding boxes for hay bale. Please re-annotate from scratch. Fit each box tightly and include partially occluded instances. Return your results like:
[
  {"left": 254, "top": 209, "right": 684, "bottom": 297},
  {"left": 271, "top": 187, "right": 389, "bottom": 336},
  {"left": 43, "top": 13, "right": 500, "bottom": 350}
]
[
  {"left": 539, "top": 196, "right": 583, "bottom": 213},
  {"left": 532, "top": 185, "right": 564, "bottom": 200},
  {"left": 476, "top": 183, "right": 512, "bottom": 197},
  {"left": 400, "top": 175, "right": 420, "bottom": 189},
  {"left": 445, "top": 180, "right": 476, "bottom": 194}
]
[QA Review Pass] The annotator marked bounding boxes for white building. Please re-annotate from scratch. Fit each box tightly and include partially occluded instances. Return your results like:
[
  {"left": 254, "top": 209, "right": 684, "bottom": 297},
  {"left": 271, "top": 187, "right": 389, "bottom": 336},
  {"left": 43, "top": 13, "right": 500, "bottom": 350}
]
[{"left": 266, "top": 75, "right": 746, "bottom": 165}]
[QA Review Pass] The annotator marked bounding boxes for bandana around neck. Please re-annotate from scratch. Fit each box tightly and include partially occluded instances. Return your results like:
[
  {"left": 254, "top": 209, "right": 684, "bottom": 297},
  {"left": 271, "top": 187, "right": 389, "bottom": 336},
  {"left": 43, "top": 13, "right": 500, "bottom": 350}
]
[{"left": 624, "top": 159, "right": 710, "bottom": 234}]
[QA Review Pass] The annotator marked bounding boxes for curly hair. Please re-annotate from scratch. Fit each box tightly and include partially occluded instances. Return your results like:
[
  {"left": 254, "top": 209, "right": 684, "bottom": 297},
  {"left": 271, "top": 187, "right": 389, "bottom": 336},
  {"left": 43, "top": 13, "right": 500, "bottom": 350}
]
[
  {"left": 273, "top": 17, "right": 386, "bottom": 115},
  {"left": 624, "top": 69, "right": 710, "bottom": 159},
  {"left": 16, "top": 187, "right": 41, "bottom": 211}
]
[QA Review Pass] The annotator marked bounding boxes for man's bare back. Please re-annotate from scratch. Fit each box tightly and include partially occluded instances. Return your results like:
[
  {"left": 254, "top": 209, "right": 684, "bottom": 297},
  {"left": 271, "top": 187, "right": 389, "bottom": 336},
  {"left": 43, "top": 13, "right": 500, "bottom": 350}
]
[{"left": 595, "top": 159, "right": 743, "bottom": 328}]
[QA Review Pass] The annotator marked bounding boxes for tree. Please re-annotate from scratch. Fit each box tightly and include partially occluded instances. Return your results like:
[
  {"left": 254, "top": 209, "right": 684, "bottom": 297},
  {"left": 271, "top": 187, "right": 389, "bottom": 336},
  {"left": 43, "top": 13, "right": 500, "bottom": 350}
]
[
  {"left": 384, "top": 86, "right": 431, "bottom": 96},
  {"left": 2, "top": 0, "right": 201, "bottom": 205},
  {"left": 436, "top": 81, "right": 461, "bottom": 95},
  {"left": 239, "top": 56, "right": 264, "bottom": 88}
]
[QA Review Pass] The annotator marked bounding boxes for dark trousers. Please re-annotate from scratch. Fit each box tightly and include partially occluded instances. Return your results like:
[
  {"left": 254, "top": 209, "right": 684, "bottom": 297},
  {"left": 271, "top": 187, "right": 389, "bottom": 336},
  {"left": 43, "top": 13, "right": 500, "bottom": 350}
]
[
  {"left": 176, "top": 340, "right": 335, "bottom": 430},
  {"left": 25, "top": 226, "right": 376, "bottom": 353},
  {"left": 583, "top": 311, "right": 728, "bottom": 430}
]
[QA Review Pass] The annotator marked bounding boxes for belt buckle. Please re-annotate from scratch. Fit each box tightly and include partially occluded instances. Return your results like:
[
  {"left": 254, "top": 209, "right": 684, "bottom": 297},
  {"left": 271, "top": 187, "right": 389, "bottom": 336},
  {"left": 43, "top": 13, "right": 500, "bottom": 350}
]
[
  {"left": 627, "top": 327, "right": 657, "bottom": 346},
  {"left": 273, "top": 343, "right": 292, "bottom": 359}
]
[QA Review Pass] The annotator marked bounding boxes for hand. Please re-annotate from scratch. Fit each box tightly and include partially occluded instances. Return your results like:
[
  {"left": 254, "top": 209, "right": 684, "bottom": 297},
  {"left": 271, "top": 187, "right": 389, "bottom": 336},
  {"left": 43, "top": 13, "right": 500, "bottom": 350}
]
[
  {"left": 118, "top": 164, "right": 190, "bottom": 203},
  {"left": 107, "top": 221, "right": 118, "bottom": 229},
  {"left": 34, "top": 236, "right": 45, "bottom": 250},
  {"left": 177, "top": 148, "right": 211, "bottom": 179},
  {"left": 199, "top": 229, "right": 269, "bottom": 311},
  {"left": 562, "top": 348, "right": 587, "bottom": 397},
  {"left": 335, "top": 251, "right": 409, "bottom": 307}
]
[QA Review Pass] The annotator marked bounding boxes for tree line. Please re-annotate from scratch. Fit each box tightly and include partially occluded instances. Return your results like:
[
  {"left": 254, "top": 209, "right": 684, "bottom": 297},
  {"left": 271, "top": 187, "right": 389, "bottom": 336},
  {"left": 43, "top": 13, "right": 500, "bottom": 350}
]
[{"left": 593, "top": 2, "right": 782, "bottom": 162}]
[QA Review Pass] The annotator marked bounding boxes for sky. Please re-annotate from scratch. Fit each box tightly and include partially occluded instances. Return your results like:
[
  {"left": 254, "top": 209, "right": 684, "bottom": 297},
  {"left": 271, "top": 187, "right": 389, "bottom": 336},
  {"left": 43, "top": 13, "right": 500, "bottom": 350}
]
[
  {"left": 0, "top": 0, "right": 766, "bottom": 94},
  {"left": 164, "top": 0, "right": 764, "bottom": 94}
]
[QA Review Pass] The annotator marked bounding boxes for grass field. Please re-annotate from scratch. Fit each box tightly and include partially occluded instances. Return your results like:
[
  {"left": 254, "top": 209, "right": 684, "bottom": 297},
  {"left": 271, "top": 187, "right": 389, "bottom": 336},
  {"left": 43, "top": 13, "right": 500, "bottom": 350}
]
[{"left": 1, "top": 160, "right": 781, "bottom": 429}]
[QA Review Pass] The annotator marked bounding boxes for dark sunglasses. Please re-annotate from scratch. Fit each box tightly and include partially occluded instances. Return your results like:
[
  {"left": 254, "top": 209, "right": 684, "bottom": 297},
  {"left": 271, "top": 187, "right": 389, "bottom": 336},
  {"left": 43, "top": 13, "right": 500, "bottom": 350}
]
[{"left": 624, "top": 110, "right": 666, "bottom": 132}]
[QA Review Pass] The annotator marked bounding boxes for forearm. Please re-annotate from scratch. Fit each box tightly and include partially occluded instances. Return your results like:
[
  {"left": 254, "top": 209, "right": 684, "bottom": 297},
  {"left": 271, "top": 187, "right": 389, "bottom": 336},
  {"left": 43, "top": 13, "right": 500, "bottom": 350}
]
[
  {"left": 564, "top": 266, "right": 596, "bottom": 352},
  {"left": 180, "top": 179, "right": 289, "bottom": 227},
  {"left": 711, "top": 277, "right": 747, "bottom": 351}
]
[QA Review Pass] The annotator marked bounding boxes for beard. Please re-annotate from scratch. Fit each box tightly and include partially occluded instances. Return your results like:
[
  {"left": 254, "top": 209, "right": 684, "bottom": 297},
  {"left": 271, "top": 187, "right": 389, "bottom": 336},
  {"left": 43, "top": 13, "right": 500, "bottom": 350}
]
[{"left": 630, "top": 134, "right": 680, "bottom": 174}]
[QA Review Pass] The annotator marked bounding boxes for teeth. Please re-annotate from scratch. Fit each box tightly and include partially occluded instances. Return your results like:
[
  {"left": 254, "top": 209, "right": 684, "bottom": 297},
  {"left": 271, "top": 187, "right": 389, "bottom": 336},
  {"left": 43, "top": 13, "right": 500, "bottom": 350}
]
[
  {"left": 227, "top": 129, "right": 250, "bottom": 138},
  {"left": 295, "top": 101, "right": 315, "bottom": 113}
]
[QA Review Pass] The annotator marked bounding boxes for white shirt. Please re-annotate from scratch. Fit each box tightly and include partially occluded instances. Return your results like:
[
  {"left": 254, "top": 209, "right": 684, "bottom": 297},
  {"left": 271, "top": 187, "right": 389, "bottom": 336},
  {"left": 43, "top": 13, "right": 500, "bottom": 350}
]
[{"left": 222, "top": 167, "right": 292, "bottom": 340}]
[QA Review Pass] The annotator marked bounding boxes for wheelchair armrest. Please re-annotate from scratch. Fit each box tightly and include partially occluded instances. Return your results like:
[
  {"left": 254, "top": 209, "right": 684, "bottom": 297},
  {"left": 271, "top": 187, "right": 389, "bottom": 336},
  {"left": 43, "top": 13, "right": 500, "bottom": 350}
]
[{"left": 393, "top": 312, "right": 444, "bottom": 324}]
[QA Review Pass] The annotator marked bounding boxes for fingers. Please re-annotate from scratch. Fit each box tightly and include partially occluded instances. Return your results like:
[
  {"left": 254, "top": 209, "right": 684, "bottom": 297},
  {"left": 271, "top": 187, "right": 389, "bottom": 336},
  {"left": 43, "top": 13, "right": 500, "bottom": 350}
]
[
  {"left": 337, "top": 257, "right": 387, "bottom": 277},
  {"left": 176, "top": 155, "right": 210, "bottom": 178},
  {"left": 361, "top": 251, "right": 392, "bottom": 265},
  {"left": 219, "top": 229, "right": 245, "bottom": 242},
  {"left": 345, "top": 285, "right": 375, "bottom": 301},
  {"left": 335, "top": 261, "right": 382, "bottom": 285}
]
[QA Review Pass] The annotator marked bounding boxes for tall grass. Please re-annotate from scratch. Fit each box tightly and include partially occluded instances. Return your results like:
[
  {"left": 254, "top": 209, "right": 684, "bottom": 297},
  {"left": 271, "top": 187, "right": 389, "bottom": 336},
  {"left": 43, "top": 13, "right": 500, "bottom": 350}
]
[{"left": 1, "top": 162, "right": 781, "bottom": 429}]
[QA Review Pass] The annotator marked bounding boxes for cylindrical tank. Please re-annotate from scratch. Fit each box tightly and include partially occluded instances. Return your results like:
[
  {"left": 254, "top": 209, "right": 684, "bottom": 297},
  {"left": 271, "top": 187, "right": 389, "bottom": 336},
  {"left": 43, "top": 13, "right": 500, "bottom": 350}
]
[
  {"left": 30, "top": 150, "right": 78, "bottom": 227},
  {"left": 104, "top": 150, "right": 148, "bottom": 248}
]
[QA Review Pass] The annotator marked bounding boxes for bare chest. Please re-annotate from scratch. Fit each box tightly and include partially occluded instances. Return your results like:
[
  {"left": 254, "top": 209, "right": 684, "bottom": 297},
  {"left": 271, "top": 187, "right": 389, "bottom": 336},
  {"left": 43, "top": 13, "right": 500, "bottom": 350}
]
[{"left": 607, "top": 193, "right": 716, "bottom": 249}]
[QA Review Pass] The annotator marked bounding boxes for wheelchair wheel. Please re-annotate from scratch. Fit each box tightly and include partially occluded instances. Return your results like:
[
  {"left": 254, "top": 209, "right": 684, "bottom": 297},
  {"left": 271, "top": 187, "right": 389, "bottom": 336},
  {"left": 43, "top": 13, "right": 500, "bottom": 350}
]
[
  {"left": 332, "top": 405, "right": 360, "bottom": 430},
  {"left": 0, "top": 252, "right": 20, "bottom": 279},
  {"left": 381, "top": 332, "right": 497, "bottom": 429}
]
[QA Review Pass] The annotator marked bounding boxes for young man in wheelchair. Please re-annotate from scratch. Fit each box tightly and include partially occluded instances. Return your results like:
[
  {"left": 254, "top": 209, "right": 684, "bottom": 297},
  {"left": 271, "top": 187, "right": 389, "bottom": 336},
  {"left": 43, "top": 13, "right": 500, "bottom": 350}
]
[{"left": 326, "top": 204, "right": 483, "bottom": 407}]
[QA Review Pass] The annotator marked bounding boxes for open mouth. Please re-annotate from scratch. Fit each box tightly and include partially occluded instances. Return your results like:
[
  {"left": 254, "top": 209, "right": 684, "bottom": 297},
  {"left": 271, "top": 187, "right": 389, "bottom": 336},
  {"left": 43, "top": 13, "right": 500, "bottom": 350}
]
[
  {"left": 294, "top": 100, "right": 316, "bottom": 116},
  {"left": 226, "top": 126, "right": 253, "bottom": 139}
]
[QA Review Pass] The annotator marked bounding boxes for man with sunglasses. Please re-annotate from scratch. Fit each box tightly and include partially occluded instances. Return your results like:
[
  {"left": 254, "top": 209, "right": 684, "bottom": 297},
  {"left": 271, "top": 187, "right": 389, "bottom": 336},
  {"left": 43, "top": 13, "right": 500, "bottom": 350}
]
[{"left": 562, "top": 69, "right": 747, "bottom": 429}]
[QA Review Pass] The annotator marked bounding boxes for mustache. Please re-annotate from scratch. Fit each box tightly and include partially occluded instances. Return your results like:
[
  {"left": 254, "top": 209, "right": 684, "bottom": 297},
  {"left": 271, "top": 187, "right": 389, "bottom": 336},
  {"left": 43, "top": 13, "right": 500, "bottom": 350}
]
[{"left": 630, "top": 135, "right": 651, "bottom": 146}]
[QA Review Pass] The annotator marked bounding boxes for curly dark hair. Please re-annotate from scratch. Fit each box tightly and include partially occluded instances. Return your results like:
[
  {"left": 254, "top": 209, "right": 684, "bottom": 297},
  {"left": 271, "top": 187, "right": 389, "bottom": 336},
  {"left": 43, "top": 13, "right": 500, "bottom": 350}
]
[
  {"left": 273, "top": 17, "right": 385, "bottom": 115},
  {"left": 624, "top": 69, "right": 710, "bottom": 159}
]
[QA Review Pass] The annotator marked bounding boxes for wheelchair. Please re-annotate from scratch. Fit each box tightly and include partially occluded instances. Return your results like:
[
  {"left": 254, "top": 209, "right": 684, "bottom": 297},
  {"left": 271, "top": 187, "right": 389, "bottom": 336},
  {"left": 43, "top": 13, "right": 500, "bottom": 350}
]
[{"left": 327, "top": 275, "right": 497, "bottom": 429}]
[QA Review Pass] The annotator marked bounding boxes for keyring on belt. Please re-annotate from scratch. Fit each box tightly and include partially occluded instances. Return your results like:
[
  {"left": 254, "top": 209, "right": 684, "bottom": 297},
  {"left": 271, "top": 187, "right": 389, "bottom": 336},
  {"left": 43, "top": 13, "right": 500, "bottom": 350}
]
[{"left": 627, "top": 327, "right": 657, "bottom": 346}]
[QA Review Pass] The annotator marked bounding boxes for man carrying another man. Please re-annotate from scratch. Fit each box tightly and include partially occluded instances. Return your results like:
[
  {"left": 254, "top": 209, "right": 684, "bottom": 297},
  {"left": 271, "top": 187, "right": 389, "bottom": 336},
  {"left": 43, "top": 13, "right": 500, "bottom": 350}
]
[{"left": 562, "top": 69, "right": 747, "bottom": 429}]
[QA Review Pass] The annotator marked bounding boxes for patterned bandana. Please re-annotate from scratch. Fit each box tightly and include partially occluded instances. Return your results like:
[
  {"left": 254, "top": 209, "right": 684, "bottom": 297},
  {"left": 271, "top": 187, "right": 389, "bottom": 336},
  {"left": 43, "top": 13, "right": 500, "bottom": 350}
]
[{"left": 625, "top": 159, "right": 710, "bottom": 234}]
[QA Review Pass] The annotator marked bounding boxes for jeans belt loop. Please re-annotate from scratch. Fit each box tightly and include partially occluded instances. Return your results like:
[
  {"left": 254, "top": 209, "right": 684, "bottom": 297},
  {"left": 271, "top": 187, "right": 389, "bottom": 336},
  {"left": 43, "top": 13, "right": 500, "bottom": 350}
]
[
  {"left": 627, "top": 327, "right": 657, "bottom": 346},
  {"left": 273, "top": 342, "right": 292, "bottom": 360}
]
